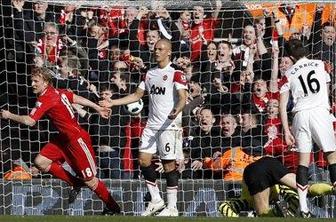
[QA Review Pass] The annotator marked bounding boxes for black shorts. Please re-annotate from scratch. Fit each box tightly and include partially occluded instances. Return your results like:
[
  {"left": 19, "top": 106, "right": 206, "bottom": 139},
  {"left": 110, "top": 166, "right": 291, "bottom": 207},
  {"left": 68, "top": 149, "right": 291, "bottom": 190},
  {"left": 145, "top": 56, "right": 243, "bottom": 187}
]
[{"left": 243, "top": 156, "right": 289, "bottom": 196}]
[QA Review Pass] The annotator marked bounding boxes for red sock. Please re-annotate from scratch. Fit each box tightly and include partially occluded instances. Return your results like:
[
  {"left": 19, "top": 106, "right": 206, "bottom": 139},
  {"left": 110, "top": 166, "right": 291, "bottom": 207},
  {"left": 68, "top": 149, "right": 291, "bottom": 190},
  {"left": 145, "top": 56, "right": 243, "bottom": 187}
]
[
  {"left": 93, "top": 180, "right": 120, "bottom": 212},
  {"left": 48, "top": 162, "right": 84, "bottom": 187}
]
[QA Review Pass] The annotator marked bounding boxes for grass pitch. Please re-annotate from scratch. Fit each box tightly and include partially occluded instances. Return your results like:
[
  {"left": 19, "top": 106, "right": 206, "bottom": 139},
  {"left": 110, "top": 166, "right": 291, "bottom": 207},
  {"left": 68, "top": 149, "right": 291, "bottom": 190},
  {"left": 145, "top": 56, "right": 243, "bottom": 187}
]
[{"left": 0, "top": 216, "right": 330, "bottom": 222}]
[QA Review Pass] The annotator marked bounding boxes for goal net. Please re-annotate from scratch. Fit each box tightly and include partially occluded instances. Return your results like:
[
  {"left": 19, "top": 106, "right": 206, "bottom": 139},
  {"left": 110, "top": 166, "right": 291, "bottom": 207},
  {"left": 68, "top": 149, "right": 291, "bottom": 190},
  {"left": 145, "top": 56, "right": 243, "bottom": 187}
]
[{"left": 0, "top": 0, "right": 335, "bottom": 217}]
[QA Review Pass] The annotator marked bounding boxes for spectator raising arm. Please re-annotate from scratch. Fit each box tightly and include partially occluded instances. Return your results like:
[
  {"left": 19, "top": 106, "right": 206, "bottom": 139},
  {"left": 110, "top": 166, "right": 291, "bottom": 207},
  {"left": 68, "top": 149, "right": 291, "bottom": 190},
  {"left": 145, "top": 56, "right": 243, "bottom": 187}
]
[
  {"left": 269, "top": 42, "right": 279, "bottom": 93},
  {"left": 212, "top": 0, "right": 222, "bottom": 20}
]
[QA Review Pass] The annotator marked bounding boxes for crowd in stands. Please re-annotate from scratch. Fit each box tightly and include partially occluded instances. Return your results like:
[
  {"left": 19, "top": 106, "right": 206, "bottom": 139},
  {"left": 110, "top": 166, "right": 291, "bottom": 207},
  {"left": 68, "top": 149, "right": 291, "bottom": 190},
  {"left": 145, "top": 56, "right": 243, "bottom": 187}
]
[{"left": 1, "top": 1, "right": 335, "bottom": 181}]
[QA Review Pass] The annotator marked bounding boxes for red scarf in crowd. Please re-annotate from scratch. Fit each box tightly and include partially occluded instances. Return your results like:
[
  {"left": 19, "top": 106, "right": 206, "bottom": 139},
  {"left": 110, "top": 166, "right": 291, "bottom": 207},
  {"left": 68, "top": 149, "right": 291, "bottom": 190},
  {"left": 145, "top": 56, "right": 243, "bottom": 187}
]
[{"left": 36, "top": 38, "right": 64, "bottom": 64}]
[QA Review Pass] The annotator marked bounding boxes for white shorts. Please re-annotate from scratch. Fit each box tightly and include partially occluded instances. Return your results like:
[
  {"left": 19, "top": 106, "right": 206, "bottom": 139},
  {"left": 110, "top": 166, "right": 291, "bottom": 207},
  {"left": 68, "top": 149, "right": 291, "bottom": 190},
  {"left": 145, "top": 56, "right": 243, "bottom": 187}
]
[
  {"left": 292, "top": 108, "right": 336, "bottom": 153},
  {"left": 140, "top": 128, "right": 182, "bottom": 160}
]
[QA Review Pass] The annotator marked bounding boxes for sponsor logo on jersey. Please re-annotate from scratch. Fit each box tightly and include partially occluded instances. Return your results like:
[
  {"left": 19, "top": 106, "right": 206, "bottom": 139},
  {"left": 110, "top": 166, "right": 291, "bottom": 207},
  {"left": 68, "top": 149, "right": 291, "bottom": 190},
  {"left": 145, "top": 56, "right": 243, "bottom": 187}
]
[
  {"left": 150, "top": 85, "right": 166, "bottom": 95},
  {"left": 163, "top": 75, "right": 168, "bottom": 81}
]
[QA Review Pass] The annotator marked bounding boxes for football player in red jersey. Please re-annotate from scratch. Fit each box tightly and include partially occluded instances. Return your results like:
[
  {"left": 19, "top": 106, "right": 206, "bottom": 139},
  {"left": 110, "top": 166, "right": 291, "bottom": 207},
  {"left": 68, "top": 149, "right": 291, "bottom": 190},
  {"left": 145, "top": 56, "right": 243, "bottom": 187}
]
[{"left": 0, "top": 67, "right": 120, "bottom": 215}]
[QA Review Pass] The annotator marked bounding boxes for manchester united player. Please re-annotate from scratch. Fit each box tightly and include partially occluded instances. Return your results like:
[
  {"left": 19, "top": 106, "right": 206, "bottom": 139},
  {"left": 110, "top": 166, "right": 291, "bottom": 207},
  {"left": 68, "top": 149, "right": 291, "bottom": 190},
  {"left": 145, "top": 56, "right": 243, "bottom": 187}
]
[
  {"left": 100, "top": 39, "right": 188, "bottom": 216},
  {"left": 279, "top": 39, "right": 336, "bottom": 218},
  {"left": 0, "top": 67, "right": 120, "bottom": 215}
]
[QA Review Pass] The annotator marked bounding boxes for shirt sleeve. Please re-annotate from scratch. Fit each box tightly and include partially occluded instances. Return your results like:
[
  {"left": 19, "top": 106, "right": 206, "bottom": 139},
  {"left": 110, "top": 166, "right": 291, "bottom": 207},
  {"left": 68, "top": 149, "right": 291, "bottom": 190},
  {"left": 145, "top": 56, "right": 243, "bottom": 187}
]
[
  {"left": 138, "top": 81, "right": 146, "bottom": 91},
  {"left": 138, "top": 73, "right": 147, "bottom": 91},
  {"left": 325, "top": 72, "right": 331, "bottom": 83},
  {"left": 173, "top": 71, "right": 188, "bottom": 90}
]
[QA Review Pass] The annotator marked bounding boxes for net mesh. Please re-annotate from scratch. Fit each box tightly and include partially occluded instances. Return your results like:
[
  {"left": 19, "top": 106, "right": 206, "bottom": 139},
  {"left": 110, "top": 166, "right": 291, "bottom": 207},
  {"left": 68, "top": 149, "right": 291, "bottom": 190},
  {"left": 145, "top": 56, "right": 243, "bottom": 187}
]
[{"left": 0, "top": 0, "right": 336, "bottom": 217}]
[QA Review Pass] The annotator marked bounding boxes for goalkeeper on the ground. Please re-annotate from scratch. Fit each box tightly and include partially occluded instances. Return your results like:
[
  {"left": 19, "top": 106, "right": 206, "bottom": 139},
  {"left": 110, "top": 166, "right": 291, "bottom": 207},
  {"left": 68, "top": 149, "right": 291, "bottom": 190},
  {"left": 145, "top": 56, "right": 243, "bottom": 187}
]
[{"left": 217, "top": 156, "right": 334, "bottom": 217}]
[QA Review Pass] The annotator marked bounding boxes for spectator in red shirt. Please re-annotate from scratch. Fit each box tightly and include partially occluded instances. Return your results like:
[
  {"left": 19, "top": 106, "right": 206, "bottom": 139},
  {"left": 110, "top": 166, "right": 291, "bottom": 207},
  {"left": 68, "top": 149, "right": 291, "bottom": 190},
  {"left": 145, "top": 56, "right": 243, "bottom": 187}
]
[
  {"left": 242, "top": 43, "right": 280, "bottom": 114},
  {"left": 264, "top": 99, "right": 299, "bottom": 172},
  {"left": 10, "top": 0, "right": 55, "bottom": 64},
  {"left": 190, "top": 1, "right": 222, "bottom": 62},
  {"left": 0, "top": 67, "right": 120, "bottom": 215},
  {"left": 252, "top": 78, "right": 280, "bottom": 113},
  {"left": 128, "top": 6, "right": 150, "bottom": 47},
  {"left": 34, "top": 23, "right": 88, "bottom": 72},
  {"left": 102, "top": 6, "right": 138, "bottom": 43}
]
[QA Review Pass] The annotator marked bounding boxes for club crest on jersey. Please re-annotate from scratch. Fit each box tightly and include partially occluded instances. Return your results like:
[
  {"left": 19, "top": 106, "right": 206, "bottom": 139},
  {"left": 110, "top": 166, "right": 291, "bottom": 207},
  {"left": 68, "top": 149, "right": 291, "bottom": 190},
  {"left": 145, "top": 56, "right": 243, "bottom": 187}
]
[
  {"left": 163, "top": 75, "right": 168, "bottom": 81},
  {"left": 35, "top": 101, "right": 42, "bottom": 107}
]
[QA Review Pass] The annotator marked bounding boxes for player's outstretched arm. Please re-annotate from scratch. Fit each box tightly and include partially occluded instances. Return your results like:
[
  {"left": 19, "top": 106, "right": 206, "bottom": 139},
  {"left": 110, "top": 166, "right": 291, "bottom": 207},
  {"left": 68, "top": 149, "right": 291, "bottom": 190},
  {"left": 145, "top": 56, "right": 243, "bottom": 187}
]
[
  {"left": 0, "top": 109, "right": 36, "bottom": 126},
  {"left": 72, "top": 95, "right": 110, "bottom": 119},
  {"left": 168, "top": 88, "right": 187, "bottom": 120},
  {"left": 99, "top": 87, "right": 145, "bottom": 108}
]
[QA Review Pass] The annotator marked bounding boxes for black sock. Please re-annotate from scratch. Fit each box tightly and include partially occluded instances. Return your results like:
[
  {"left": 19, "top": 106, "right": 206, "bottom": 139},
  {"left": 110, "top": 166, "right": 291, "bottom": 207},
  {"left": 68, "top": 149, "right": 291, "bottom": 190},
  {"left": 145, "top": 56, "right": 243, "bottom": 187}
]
[
  {"left": 165, "top": 170, "right": 179, "bottom": 187},
  {"left": 329, "top": 163, "right": 336, "bottom": 186},
  {"left": 140, "top": 165, "right": 156, "bottom": 183},
  {"left": 296, "top": 165, "right": 308, "bottom": 187}
]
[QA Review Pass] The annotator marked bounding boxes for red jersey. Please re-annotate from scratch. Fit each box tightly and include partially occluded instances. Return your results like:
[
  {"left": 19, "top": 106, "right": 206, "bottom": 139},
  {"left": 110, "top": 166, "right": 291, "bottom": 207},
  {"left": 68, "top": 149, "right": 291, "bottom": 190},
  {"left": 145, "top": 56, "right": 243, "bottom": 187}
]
[
  {"left": 263, "top": 117, "right": 299, "bottom": 172},
  {"left": 253, "top": 91, "right": 280, "bottom": 113},
  {"left": 264, "top": 117, "right": 287, "bottom": 153},
  {"left": 30, "top": 86, "right": 82, "bottom": 140},
  {"left": 190, "top": 18, "right": 218, "bottom": 61}
]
